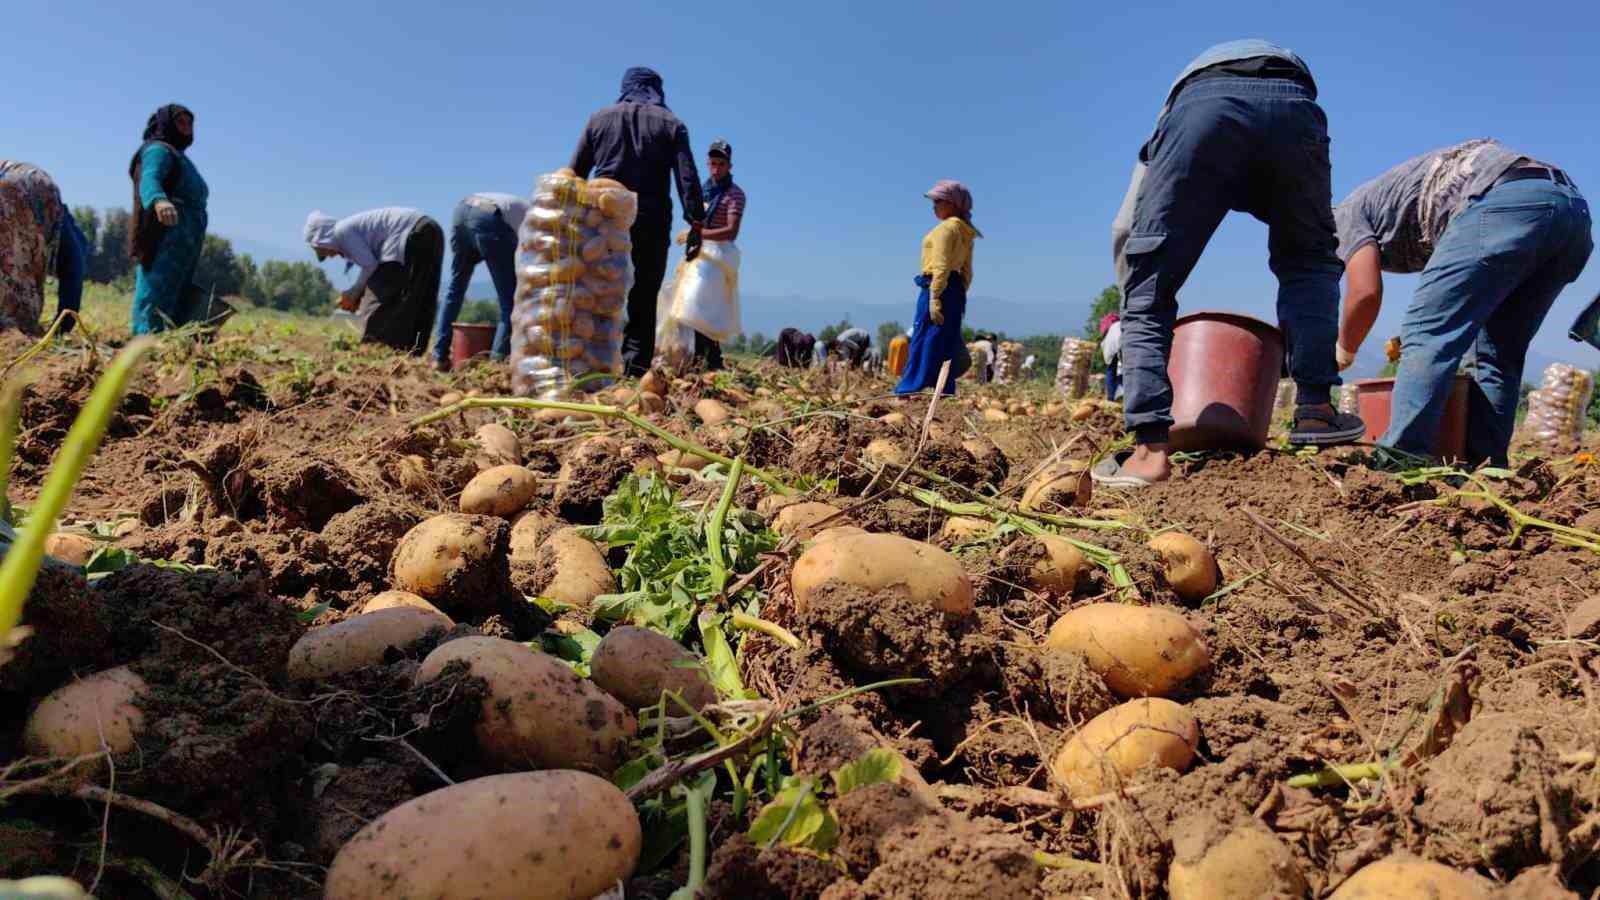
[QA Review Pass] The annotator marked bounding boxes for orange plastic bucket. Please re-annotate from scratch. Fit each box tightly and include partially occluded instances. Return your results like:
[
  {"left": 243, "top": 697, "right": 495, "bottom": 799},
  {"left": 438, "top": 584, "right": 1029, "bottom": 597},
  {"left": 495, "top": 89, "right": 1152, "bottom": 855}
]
[
  {"left": 450, "top": 323, "right": 497, "bottom": 366},
  {"left": 1167, "top": 312, "right": 1285, "bottom": 451},
  {"left": 1354, "top": 375, "right": 1471, "bottom": 461}
]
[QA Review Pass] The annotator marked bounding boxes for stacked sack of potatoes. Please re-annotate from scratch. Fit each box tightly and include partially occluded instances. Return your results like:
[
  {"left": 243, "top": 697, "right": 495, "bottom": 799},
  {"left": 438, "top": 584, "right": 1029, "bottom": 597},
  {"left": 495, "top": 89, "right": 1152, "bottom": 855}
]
[
  {"left": 1055, "top": 337, "right": 1095, "bottom": 398},
  {"left": 511, "top": 170, "right": 638, "bottom": 398},
  {"left": 1524, "top": 363, "right": 1594, "bottom": 447},
  {"left": 1337, "top": 383, "right": 1360, "bottom": 416},
  {"left": 991, "top": 341, "right": 1025, "bottom": 384}
]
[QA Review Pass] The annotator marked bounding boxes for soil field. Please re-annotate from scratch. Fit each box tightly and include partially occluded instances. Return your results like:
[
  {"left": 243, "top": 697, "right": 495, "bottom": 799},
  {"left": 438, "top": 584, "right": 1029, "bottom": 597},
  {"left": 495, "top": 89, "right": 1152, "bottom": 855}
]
[{"left": 2, "top": 319, "right": 1599, "bottom": 899}]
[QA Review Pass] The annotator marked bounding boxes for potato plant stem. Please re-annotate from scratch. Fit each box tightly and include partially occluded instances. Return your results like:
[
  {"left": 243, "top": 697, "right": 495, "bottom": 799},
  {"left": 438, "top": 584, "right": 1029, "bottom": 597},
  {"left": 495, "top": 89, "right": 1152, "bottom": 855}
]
[
  {"left": 0, "top": 339, "right": 154, "bottom": 642},
  {"left": 730, "top": 611, "right": 802, "bottom": 649},
  {"left": 682, "top": 785, "right": 708, "bottom": 896},
  {"left": 1285, "top": 761, "right": 1387, "bottom": 789},
  {"left": 409, "top": 397, "right": 797, "bottom": 495},
  {"left": 0, "top": 375, "right": 31, "bottom": 523}
]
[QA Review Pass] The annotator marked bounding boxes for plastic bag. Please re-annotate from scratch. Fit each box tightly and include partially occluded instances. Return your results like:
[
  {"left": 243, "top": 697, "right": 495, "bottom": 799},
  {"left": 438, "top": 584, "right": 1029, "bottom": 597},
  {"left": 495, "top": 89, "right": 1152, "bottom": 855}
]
[
  {"left": 653, "top": 240, "right": 740, "bottom": 372},
  {"left": 510, "top": 171, "right": 636, "bottom": 399}
]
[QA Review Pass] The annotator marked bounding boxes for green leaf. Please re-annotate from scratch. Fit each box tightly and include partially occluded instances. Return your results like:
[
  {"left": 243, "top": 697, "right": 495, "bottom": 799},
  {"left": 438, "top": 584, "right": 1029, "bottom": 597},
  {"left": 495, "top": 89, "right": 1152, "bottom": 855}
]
[
  {"left": 697, "top": 611, "right": 745, "bottom": 699},
  {"left": 831, "top": 748, "right": 903, "bottom": 797},
  {"left": 298, "top": 602, "right": 330, "bottom": 624},
  {"left": 747, "top": 779, "right": 836, "bottom": 851},
  {"left": 539, "top": 627, "right": 602, "bottom": 676}
]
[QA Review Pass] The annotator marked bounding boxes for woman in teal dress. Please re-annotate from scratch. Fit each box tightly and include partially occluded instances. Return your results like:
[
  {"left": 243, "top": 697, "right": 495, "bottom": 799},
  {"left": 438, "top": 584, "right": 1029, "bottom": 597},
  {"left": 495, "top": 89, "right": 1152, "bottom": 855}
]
[{"left": 128, "top": 104, "right": 210, "bottom": 334}]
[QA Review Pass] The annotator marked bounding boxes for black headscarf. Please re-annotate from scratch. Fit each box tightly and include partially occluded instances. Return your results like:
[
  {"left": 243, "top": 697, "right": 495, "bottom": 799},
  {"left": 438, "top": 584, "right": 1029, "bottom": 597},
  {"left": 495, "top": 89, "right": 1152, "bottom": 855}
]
[
  {"left": 617, "top": 67, "right": 667, "bottom": 108},
  {"left": 127, "top": 104, "right": 194, "bottom": 266}
]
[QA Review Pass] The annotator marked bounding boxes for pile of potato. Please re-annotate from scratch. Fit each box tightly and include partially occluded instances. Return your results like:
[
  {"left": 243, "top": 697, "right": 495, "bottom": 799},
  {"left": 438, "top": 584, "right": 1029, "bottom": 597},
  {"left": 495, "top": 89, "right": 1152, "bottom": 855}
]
[
  {"left": 1055, "top": 337, "right": 1095, "bottom": 398},
  {"left": 511, "top": 170, "right": 639, "bottom": 399}
]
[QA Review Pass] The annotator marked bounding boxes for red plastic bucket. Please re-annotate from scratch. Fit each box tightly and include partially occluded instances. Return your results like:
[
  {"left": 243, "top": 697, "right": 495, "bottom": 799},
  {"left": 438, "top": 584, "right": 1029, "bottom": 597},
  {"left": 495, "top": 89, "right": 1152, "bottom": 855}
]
[
  {"left": 450, "top": 323, "right": 497, "bottom": 367},
  {"left": 1168, "top": 312, "right": 1285, "bottom": 451},
  {"left": 1354, "top": 375, "right": 1471, "bottom": 461}
]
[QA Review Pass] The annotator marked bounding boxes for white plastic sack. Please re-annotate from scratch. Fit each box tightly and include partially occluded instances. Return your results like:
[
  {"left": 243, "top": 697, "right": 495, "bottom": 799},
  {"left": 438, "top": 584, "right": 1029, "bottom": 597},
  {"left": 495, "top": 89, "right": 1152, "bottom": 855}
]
[{"left": 657, "top": 240, "right": 741, "bottom": 345}]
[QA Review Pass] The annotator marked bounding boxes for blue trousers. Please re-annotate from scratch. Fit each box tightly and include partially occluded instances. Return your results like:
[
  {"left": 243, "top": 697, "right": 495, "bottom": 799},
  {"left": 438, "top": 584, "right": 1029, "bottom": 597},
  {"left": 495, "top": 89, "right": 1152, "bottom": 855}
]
[
  {"left": 895, "top": 274, "right": 966, "bottom": 396},
  {"left": 1121, "top": 76, "right": 1342, "bottom": 444},
  {"left": 435, "top": 202, "right": 517, "bottom": 362},
  {"left": 1384, "top": 177, "right": 1592, "bottom": 465}
]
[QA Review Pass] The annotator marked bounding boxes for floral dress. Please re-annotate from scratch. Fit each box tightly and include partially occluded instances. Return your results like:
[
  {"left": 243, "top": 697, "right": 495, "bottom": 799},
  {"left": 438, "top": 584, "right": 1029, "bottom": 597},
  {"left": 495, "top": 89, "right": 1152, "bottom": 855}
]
[{"left": 0, "top": 161, "right": 65, "bottom": 336}]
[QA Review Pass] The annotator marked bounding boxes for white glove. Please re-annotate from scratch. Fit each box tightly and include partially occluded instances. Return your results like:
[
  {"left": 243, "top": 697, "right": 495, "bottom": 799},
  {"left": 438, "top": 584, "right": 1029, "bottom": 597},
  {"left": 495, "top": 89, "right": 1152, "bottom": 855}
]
[{"left": 1336, "top": 343, "right": 1357, "bottom": 371}]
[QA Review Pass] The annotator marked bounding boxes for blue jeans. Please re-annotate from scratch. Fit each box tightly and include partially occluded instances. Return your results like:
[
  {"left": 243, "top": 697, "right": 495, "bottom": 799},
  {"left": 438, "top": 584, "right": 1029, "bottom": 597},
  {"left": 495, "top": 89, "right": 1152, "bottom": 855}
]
[
  {"left": 435, "top": 201, "right": 517, "bottom": 363},
  {"left": 1105, "top": 358, "right": 1121, "bottom": 400},
  {"left": 1384, "top": 177, "right": 1592, "bottom": 465},
  {"left": 1120, "top": 77, "right": 1342, "bottom": 444}
]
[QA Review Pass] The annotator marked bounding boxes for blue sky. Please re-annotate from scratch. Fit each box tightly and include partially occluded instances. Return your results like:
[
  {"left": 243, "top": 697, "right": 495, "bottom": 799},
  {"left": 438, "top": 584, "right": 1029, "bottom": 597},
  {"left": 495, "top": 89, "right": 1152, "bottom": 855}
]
[{"left": 7, "top": 0, "right": 1598, "bottom": 373}]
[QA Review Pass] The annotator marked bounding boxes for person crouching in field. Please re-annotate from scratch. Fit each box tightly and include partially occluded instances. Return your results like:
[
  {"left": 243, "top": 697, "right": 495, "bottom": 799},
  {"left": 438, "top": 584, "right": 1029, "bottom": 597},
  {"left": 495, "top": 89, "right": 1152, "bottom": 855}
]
[
  {"left": 304, "top": 208, "right": 444, "bottom": 355},
  {"left": 432, "top": 193, "right": 528, "bottom": 371},
  {"left": 0, "top": 161, "right": 85, "bottom": 335},
  {"left": 896, "top": 180, "right": 980, "bottom": 396},
  {"left": 774, "top": 327, "right": 816, "bottom": 367}
]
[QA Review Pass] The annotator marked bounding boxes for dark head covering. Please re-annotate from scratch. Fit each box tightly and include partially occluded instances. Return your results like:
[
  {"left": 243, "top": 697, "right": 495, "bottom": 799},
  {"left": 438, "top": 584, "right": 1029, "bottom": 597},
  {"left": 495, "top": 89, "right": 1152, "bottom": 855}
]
[
  {"left": 708, "top": 139, "right": 732, "bottom": 161},
  {"left": 126, "top": 103, "right": 194, "bottom": 266},
  {"left": 618, "top": 67, "right": 667, "bottom": 108}
]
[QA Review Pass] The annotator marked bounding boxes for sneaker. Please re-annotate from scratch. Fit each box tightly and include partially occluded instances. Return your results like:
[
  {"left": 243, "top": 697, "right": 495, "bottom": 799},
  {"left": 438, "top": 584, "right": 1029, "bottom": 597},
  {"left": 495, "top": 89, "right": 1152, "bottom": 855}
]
[{"left": 1288, "top": 406, "right": 1366, "bottom": 446}]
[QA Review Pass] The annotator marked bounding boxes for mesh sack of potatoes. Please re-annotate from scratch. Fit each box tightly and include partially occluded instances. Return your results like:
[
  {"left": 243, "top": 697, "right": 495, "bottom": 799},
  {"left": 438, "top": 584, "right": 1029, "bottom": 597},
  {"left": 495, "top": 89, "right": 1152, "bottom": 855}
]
[
  {"left": 991, "top": 341, "right": 1026, "bottom": 384},
  {"left": 1054, "top": 337, "right": 1095, "bottom": 398},
  {"left": 1525, "top": 363, "right": 1594, "bottom": 445},
  {"left": 510, "top": 171, "right": 637, "bottom": 399},
  {"left": 1336, "top": 383, "right": 1359, "bottom": 416}
]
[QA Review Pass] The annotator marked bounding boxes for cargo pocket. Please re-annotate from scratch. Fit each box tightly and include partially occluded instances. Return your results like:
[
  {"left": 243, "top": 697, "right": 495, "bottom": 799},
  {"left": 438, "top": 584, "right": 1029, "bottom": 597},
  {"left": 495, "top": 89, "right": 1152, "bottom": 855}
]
[{"left": 1121, "top": 233, "right": 1167, "bottom": 314}]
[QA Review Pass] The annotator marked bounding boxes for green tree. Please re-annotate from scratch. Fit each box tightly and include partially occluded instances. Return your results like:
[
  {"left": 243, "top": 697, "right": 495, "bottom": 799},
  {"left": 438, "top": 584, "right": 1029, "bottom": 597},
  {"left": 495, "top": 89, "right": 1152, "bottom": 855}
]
[
  {"left": 748, "top": 331, "right": 769, "bottom": 353},
  {"left": 71, "top": 206, "right": 100, "bottom": 269},
  {"left": 457, "top": 299, "right": 501, "bottom": 324},
  {"left": 193, "top": 235, "right": 245, "bottom": 297},
  {"left": 877, "top": 320, "right": 904, "bottom": 349},
  {"left": 1083, "top": 285, "right": 1120, "bottom": 339},
  {"left": 94, "top": 208, "right": 134, "bottom": 284},
  {"left": 247, "top": 260, "right": 334, "bottom": 313},
  {"left": 725, "top": 333, "right": 748, "bottom": 354},
  {"left": 817, "top": 318, "right": 852, "bottom": 343}
]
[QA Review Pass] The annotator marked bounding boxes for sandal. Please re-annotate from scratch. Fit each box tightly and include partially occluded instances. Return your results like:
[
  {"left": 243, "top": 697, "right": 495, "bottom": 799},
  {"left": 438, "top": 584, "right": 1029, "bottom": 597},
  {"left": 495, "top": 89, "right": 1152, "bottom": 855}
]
[
  {"left": 1090, "top": 450, "right": 1159, "bottom": 490},
  {"left": 1288, "top": 406, "right": 1366, "bottom": 446}
]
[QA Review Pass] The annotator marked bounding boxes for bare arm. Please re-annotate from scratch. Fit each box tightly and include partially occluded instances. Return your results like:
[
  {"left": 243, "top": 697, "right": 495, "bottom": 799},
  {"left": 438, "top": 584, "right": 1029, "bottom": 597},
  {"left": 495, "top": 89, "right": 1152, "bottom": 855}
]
[
  {"left": 700, "top": 207, "right": 740, "bottom": 242},
  {"left": 1338, "top": 243, "right": 1383, "bottom": 368}
]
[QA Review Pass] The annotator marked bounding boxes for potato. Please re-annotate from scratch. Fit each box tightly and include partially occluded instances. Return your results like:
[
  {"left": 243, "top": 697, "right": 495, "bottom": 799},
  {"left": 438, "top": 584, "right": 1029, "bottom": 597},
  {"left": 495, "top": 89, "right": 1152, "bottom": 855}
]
[
  {"left": 878, "top": 412, "right": 909, "bottom": 427},
  {"left": 639, "top": 370, "right": 669, "bottom": 396},
  {"left": 939, "top": 516, "right": 994, "bottom": 542},
  {"left": 1021, "top": 461, "right": 1091, "bottom": 511},
  {"left": 864, "top": 438, "right": 908, "bottom": 469},
  {"left": 1050, "top": 698, "right": 1199, "bottom": 796},
  {"left": 474, "top": 423, "right": 521, "bottom": 468},
  {"left": 656, "top": 449, "right": 710, "bottom": 471},
  {"left": 416, "top": 636, "right": 636, "bottom": 772},
  {"left": 1148, "top": 532, "right": 1218, "bottom": 601},
  {"left": 533, "top": 528, "right": 617, "bottom": 608},
  {"left": 773, "top": 502, "right": 845, "bottom": 540},
  {"left": 390, "top": 514, "right": 511, "bottom": 614},
  {"left": 439, "top": 391, "right": 464, "bottom": 406},
  {"left": 324, "top": 770, "right": 640, "bottom": 900},
  {"left": 813, "top": 525, "right": 867, "bottom": 543},
  {"left": 792, "top": 532, "right": 974, "bottom": 616},
  {"left": 459, "top": 465, "right": 537, "bottom": 518},
  {"left": 508, "top": 510, "right": 557, "bottom": 560},
  {"left": 1046, "top": 603, "right": 1208, "bottom": 698},
  {"left": 1168, "top": 816, "right": 1307, "bottom": 900},
  {"left": 1006, "top": 401, "right": 1030, "bottom": 416},
  {"left": 756, "top": 494, "right": 797, "bottom": 518},
  {"left": 0, "top": 877, "right": 92, "bottom": 899},
  {"left": 44, "top": 533, "right": 97, "bottom": 566},
  {"left": 394, "top": 454, "right": 433, "bottom": 495},
  {"left": 1328, "top": 854, "right": 1493, "bottom": 899},
  {"left": 982, "top": 408, "right": 1010, "bottom": 422},
  {"left": 694, "top": 398, "right": 732, "bottom": 425},
  {"left": 634, "top": 391, "right": 666, "bottom": 414},
  {"left": 24, "top": 666, "right": 147, "bottom": 760},
  {"left": 361, "top": 589, "right": 453, "bottom": 623},
  {"left": 1071, "top": 399, "right": 1098, "bottom": 422},
  {"left": 288, "top": 607, "right": 451, "bottom": 680},
  {"left": 591, "top": 626, "right": 716, "bottom": 709},
  {"left": 1011, "top": 534, "right": 1086, "bottom": 593}
]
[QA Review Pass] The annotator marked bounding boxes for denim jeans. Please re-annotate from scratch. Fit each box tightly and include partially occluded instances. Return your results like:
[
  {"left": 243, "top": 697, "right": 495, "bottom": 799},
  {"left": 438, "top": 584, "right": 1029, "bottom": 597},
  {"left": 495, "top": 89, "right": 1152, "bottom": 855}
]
[
  {"left": 435, "top": 202, "right": 517, "bottom": 363},
  {"left": 1384, "top": 177, "right": 1593, "bottom": 465},
  {"left": 1120, "top": 77, "right": 1343, "bottom": 444}
]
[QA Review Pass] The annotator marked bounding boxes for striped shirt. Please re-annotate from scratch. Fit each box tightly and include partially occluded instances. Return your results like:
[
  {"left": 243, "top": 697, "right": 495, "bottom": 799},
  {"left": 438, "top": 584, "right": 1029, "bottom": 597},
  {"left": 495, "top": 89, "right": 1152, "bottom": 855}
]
[{"left": 706, "top": 181, "right": 746, "bottom": 231}]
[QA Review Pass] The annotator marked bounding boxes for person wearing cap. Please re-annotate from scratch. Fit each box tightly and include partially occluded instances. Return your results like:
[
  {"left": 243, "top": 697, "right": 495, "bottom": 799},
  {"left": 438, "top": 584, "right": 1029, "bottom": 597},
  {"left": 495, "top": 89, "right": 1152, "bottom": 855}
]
[
  {"left": 1100, "top": 312, "right": 1123, "bottom": 399},
  {"left": 431, "top": 192, "right": 529, "bottom": 371},
  {"left": 896, "top": 181, "right": 980, "bottom": 396},
  {"left": 676, "top": 138, "right": 745, "bottom": 370},
  {"left": 571, "top": 67, "right": 706, "bottom": 376},
  {"left": 1095, "top": 39, "right": 1364, "bottom": 489},
  {"left": 303, "top": 207, "right": 444, "bottom": 355},
  {"left": 1335, "top": 140, "right": 1593, "bottom": 466}
]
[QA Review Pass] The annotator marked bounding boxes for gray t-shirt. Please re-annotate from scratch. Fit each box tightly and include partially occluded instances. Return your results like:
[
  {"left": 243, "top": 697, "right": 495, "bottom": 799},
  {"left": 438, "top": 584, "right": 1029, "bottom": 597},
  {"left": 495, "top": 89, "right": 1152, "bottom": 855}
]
[{"left": 1334, "top": 139, "right": 1526, "bottom": 272}]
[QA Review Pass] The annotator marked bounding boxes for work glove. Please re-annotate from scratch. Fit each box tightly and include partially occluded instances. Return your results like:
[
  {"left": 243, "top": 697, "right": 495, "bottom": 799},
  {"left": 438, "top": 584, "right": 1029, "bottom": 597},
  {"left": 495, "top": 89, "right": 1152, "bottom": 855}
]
[
  {"left": 929, "top": 297, "right": 944, "bottom": 326},
  {"left": 154, "top": 199, "right": 178, "bottom": 227},
  {"left": 684, "top": 227, "right": 703, "bottom": 262}
]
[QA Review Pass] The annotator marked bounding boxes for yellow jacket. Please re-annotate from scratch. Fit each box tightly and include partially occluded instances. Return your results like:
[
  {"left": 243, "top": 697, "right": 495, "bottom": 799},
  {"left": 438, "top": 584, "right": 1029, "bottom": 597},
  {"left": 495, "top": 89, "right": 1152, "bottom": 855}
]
[{"left": 921, "top": 217, "right": 976, "bottom": 303}]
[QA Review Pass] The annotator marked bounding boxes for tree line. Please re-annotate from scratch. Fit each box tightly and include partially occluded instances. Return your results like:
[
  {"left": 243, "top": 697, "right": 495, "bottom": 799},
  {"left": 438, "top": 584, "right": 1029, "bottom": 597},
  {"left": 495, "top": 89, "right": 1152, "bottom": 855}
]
[{"left": 71, "top": 206, "right": 335, "bottom": 314}]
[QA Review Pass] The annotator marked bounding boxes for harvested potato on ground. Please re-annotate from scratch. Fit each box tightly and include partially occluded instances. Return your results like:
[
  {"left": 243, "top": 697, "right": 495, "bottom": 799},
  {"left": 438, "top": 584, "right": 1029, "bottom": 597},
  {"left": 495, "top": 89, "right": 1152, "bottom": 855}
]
[
  {"left": 474, "top": 423, "right": 521, "bottom": 468},
  {"left": 394, "top": 454, "right": 433, "bottom": 496},
  {"left": 634, "top": 391, "right": 666, "bottom": 414},
  {"left": 1148, "top": 531, "right": 1218, "bottom": 601},
  {"left": 390, "top": 514, "right": 512, "bottom": 615},
  {"left": 591, "top": 626, "right": 716, "bottom": 709},
  {"left": 640, "top": 370, "right": 669, "bottom": 396},
  {"left": 879, "top": 411, "right": 909, "bottom": 427},
  {"left": 1328, "top": 854, "right": 1493, "bottom": 899},
  {"left": 0, "top": 877, "right": 92, "bottom": 899},
  {"left": 656, "top": 449, "right": 710, "bottom": 471},
  {"left": 534, "top": 407, "right": 594, "bottom": 424},
  {"left": 864, "top": 438, "right": 908, "bottom": 469},
  {"left": 773, "top": 502, "right": 845, "bottom": 540},
  {"left": 1021, "top": 461, "right": 1091, "bottom": 512},
  {"left": 792, "top": 532, "right": 974, "bottom": 615},
  {"left": 43, "top": 533, "right": 97, "bottom": 566},
  {"left": 416, "top": 636, "right": 635, "bottom": 772},
  {"left": 288, "top": 607, "right": 452, "bottom": 680},
  {"left": 756, "top": 494, "right": 798, "bottom": 518},
  {"left": 1046, "top": 603, "right": 1209, "bottom": 698},
  {"left": 694, "top": 398, "right": 731, "bottom": 425},
  {"left": 1071, "top": 399, "right": 1098, "bottom": 422},
  {"left": 519, "top": 527, "right": 617, "bottom": 608},
  {"left": 508, "top": 509, "right": 557, "bottom": 560},
  {"left": 24, "top": 666, "right": 147, "bottom": 760},
  {"left": 438, "top": 391, "right": 464, "bottom": 407},
  {"left": 982, "top": 408, "right": 1010, "bottom": 423},
  {"left": 1168, "top": 815, "right": 1307, "bottom": 900},
  {"left": 813, "top": 525, "right": 867, "bottom": 543},
  {"left": 1004, "top": 534, "right": 1086, "bottom": 593},
  {"left": 459, "top": 465, "right": 537, "bottom": 518},
  {"left": 361, "top": 589, "right": 453, "bottom": 623},
  {"left": 939, "top": 516, "right": 994, "bottom": 542},
  {"left": 324, "top": 770, "right": 641, "bottom": 900},
  {"left": 1006, "top": 401, "right": 1029, "bottom": 416},
  {"left": 1051, "top": 698, "right": 1199, "bottom": 796}
]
